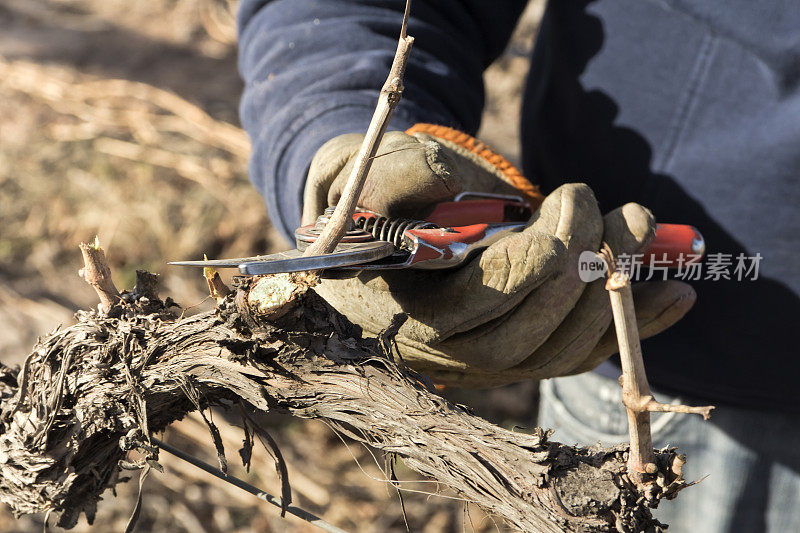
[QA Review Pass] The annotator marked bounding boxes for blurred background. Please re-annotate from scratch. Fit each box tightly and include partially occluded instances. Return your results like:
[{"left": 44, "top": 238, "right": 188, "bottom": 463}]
[{"left": 0, "top": 1, "right": 544, "bottom": 531}]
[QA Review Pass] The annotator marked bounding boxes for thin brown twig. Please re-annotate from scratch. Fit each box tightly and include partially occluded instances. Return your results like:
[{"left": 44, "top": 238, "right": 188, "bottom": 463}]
[
  {"left": 603, "top": 267, "right": 657, "bottom": 480},
  {"left": 644, "top": 399, "right": 714, "bottom": 419},
  {"left": 599, "top": 243, "right": 714, "bottom": 484},
  {"left": 303, "top": 0, "right": 414, "bottom": 256}
]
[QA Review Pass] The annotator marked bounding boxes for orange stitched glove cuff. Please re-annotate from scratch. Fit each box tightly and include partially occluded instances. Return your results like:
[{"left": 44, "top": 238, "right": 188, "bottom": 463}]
[{"left": 405, "top": 123, "right": 544, "bottom": 208}]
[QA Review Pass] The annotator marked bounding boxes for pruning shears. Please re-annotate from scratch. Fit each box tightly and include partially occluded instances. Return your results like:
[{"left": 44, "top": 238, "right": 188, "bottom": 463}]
[{"left": 170, "top": 192, "right": 705, "bottom": 275}]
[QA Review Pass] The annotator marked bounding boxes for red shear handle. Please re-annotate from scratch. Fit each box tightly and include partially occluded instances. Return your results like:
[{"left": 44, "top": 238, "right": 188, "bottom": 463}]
[
  {"left": 424, "top": 199, "right": 531, "bottom": 226},
  {"left": 425, "top": 200, "right": 705, "bottom": 267},
  {"left": 642, "top": 224, "right": 706, "bottom": 267},
  {"left": 403, "top": 222, "right": 705, "bottom": 270}
]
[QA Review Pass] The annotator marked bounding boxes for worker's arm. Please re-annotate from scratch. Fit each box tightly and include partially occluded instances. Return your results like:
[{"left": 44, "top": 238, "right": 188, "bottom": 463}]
[
  {"left": 237, "top": 0, "right": 527, "bottom": 239},
  {"left": 237, "top": 1, "right": 696, "bottom": 387}
]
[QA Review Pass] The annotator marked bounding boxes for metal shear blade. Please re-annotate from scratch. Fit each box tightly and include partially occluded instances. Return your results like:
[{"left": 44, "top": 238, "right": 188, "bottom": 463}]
[{"left": 169, "top": 241, "right": 395, "bottom": 275}]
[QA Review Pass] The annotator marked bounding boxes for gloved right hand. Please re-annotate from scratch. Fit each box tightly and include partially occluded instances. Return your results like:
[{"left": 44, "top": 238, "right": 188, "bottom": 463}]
[{"left": 302, "top": 126, "right": 696, "bottom": 388}]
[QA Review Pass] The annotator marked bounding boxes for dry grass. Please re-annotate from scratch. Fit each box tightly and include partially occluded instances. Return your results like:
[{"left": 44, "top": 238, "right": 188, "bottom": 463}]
[
  {"left": 0, "top": 2, "right": 279, "bottom": 366},
  {"left": 0, "top": 0, "right": 543, "bottom": 531}
]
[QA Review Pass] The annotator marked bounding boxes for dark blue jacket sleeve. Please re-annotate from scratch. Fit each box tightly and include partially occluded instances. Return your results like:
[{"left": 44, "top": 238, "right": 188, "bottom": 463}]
[{"left": 237, "top": 0, "right": 527, "bottom": 241}]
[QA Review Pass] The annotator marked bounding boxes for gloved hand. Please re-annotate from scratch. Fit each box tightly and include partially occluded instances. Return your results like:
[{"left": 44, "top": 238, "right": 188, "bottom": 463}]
[{"left": 303, "top": 125, "right": 696, "bottom": 388}]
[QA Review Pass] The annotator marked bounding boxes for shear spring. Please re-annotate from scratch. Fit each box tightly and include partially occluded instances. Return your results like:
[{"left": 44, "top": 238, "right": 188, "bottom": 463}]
[{"left": 353, "top": 214, "right": 437, "bottom": 249}]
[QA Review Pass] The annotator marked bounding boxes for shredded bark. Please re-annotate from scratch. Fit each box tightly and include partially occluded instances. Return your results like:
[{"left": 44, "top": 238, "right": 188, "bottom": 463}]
[{"left": 0, "top": 275, "right": 691, "bottom": 532}]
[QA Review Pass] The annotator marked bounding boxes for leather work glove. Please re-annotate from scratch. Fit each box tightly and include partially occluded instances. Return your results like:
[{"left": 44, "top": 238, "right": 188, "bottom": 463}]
[{"left": 303, "top": 124, "right": 696, "bottom": 388}]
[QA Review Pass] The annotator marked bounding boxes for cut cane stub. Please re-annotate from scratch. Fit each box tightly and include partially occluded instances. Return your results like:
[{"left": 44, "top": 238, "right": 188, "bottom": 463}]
[{"left": 247, "top": 272, "right": 317, "bottom": 320}]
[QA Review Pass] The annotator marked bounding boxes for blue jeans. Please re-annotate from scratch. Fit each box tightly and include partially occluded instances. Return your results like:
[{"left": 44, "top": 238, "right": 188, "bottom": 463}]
[{"left": 538, "top": 370, "right": 800, "bottom": 532}]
